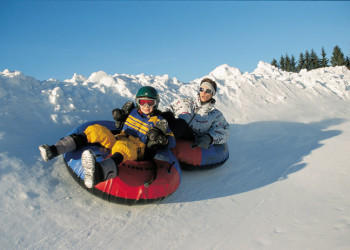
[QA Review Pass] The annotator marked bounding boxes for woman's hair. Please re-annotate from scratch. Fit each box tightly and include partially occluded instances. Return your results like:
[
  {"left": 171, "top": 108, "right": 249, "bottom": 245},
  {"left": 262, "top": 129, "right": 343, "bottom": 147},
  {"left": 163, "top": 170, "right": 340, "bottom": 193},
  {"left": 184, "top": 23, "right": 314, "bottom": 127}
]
[{"left": 200, "top": 78, "right": 217, "bottom": 93}]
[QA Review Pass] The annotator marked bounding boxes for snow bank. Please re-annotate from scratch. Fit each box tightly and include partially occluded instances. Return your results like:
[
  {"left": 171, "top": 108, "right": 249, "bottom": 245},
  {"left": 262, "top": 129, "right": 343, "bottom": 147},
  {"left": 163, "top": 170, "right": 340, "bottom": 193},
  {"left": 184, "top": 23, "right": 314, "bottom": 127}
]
[{"left": 2, "top": 62, "right": 349, "bottom": 126}]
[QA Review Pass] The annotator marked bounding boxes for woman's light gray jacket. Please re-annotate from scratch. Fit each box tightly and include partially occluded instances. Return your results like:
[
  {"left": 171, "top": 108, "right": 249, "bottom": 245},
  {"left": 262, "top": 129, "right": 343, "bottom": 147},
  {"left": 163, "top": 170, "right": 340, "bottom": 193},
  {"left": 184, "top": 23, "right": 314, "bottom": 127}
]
[{"left": 165, "top": 95, "right": 230, "bottom": 144}]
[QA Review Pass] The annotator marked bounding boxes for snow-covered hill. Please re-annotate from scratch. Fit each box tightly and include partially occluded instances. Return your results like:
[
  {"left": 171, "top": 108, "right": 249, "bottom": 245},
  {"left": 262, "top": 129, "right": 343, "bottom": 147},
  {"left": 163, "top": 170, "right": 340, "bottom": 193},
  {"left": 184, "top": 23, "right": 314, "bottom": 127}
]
[{"left": 1, "top": 62, "right": 350, "bottom": 249}]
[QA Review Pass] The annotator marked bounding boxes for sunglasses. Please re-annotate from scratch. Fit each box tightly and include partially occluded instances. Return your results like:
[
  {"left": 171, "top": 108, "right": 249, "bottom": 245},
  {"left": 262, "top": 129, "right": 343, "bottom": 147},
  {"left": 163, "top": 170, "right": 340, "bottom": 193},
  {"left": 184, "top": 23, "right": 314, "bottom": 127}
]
[
  {"left": 137, "top": 98, "right": 157, "bottom": 107},
  {"left": 199, "top": 87, "right": 213, "bottom": 94}
]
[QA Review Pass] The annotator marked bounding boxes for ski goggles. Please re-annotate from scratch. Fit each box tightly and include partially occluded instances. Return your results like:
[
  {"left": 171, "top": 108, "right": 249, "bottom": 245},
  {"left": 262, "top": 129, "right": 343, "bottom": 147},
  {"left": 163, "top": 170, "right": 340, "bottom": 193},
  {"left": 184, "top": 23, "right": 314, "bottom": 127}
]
[
  {"left": 199, "top": 87, "right": 213, "bottom": 94},
  {"left": 136, "top": 98, "right": 157, "bottom": 107}
]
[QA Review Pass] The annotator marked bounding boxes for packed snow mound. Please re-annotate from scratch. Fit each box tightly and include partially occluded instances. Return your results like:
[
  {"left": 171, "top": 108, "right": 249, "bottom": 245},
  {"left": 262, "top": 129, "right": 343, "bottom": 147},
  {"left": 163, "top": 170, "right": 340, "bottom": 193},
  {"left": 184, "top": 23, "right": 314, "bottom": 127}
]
[
  {"left": 209, "top": 64, "right": 242, "bottom": 79},
  {"left": 252, "top": 61, "right": 284, "bottom": 76},
  {"left": 201, "top": 62, "right": 349, "bottom": 122},
  {"left": 64, "top": 73, "right": 87, "bottom": 84},
  {"left": 0, "top": 69, "right": 185, "bottom": 126},
  {"left": 1, "top": 62, "right": 349, "bottom": 127}
]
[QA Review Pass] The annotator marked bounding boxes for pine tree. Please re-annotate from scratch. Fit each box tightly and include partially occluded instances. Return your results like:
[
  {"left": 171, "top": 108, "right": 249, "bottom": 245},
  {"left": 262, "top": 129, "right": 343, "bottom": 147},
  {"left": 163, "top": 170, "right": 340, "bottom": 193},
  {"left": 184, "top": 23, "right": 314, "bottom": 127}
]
[
  {"left": 279, "top": 55, "right": 285, "bottom": 71},
  {"left": 290, "top": 55, "right": 297, "bottom": 72},
  {"left": 320, "top": 47, "right": 329, "bottom": 68},
  {"left": 298, "top": 52, "right": 305, "bottom": 71},
  {"left": 271, "top": 45, "right": 349, "bottom": 72},
  {"left": 345, "top": 56, "right": 350, "bottom": 70},
  {"left": 271, "top": 58, "right": 279, "bottom": 68},
  {"left": 285, "top": 54, "right": 291, "bottom": 72},
  {"left": 331, "top": 45, "right": 345, "bottom": 66},
  {"left": 310, "top": 49, "right": 320, "bottom": 70},
  {"left": 304, "top": 50, "right": 311, "bottom": 70}
]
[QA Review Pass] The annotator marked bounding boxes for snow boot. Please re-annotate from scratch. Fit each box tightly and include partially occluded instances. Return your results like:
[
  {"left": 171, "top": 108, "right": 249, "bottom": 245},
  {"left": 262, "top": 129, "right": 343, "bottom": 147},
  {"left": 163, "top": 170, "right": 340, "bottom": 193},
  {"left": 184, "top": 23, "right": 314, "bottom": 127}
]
[
  {"left": 39, "top": 144, "right": 59, "bottom": 162},
  {"left": 81, "top": 150, "right": 123, "bottom": 189},
  {"left": 39, "top": 133, "right": 87, "bottom": 162}
]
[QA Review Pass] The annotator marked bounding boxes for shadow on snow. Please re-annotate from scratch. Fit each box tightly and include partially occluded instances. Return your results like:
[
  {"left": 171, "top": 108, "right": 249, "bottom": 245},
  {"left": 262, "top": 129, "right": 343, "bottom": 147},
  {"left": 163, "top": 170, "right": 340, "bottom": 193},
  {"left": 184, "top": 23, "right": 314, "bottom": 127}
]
[{"left": 166, "top": 118, "right": 345, "bottom": 203}]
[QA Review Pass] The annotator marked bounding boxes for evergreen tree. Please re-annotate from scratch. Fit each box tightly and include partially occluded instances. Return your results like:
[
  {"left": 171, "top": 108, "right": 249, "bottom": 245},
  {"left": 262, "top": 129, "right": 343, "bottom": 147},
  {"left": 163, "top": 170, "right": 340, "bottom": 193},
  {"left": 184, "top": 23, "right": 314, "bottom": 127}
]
[
  {"left": 298, "top": 52, "right": 305, "bottom": 71},
  {"left": 290, "top": 55, "right": 297, "bottom": 72},
  {"left": 271, "top": 45, "right": 349, "bottom": 71},
  {"left": 320, "top": 47, "right": 329, "bottom": 68},
  {"left": 331, "top": 45, "right": 345, "bottom": 66},
  {"left": 285, "top": 54, "right": 291, "bottom": 72},
  {"left": 310, "top": 49, "right": 320, "bottom": 70},
  {"left": 279, "top": 55, "right": 285, "bottom": 71},
  {"left": 345, "top": 56, "right": 350, "bottom": 70},
  {"left": 304, "top": 50, "right": 311, "bottom": 70},
  {"left": 271, "top": 58, "right": 279, "bottom": 68}
]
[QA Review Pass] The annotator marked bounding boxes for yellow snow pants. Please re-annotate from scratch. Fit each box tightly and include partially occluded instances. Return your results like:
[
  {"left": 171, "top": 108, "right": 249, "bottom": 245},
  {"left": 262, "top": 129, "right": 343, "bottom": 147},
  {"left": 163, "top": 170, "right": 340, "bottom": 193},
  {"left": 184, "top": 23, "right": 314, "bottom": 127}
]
[{"left": 84, "top": 124, "right": 145, "bottom": 161}]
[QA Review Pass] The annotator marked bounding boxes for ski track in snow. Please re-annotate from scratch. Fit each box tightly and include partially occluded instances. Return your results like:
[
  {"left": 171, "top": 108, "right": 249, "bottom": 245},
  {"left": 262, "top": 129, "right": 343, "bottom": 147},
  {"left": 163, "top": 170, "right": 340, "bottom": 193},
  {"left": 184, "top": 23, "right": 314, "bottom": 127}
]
[{"left": 1, "top": 62, "right": 350, "bottom": 249}]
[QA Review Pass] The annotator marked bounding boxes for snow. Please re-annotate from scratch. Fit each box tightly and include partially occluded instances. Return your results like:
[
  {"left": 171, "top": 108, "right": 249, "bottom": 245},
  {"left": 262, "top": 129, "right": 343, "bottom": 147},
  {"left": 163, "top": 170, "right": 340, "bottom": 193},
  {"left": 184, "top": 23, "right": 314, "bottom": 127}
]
[{"left": 1, "top": 62, "right": 350, "bottom": 249}]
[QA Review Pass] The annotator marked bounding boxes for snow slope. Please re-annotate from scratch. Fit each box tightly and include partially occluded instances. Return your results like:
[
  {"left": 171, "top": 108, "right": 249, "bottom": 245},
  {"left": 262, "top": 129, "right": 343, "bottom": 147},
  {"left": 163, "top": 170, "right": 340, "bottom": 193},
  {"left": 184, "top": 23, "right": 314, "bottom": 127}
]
[{"left": 1, "top": 62, "right": 350, "bottom": 249}]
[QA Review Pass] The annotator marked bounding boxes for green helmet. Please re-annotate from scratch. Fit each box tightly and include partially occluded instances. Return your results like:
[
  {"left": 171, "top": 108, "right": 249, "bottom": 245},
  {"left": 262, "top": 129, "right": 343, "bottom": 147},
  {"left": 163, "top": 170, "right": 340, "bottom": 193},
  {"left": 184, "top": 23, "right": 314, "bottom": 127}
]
[{"left": 135, "top": 86, "right": 160, "bottom": 108}]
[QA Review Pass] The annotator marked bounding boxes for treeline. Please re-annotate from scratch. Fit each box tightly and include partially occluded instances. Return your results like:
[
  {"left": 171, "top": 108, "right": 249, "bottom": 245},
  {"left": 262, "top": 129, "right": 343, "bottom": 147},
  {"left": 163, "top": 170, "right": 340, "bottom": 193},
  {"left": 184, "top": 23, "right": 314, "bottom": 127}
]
[{"left": 271, "top": 45, "right": 350, "bottom": 72}]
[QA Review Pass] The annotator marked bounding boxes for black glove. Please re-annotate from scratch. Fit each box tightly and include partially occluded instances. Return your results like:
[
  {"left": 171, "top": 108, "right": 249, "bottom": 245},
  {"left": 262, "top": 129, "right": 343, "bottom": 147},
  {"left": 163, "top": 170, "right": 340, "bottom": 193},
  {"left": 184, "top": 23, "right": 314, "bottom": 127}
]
[
  {"left": 112, "top": 101, "right": 135, "bottom": 129},
  {"left": 112, "top": 108, "right": 127, "bottom": 129},
  {"left": 112, "top": 101, "right": 135, "bottom": 120},
  {"left": 192, "top": 134, "right": 212, "bottom": 149},
  {"left": 112, "top": 108, "right": 126, "bottom": 121},
  {"left": 146, "top": 127, "right": 168, "bottom": 149},
  {"left": 121, "top": 101, "right": 135, "bottom": 116},
  {"left": 146, "top": 120, "right": 169, "bottom": 150}
]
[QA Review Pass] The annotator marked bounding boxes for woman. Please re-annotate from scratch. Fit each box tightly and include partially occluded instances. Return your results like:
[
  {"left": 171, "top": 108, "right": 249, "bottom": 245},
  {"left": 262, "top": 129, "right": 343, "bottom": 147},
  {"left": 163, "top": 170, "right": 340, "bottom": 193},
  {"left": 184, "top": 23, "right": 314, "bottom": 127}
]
[
  {"left": 164, "top": 78, "right": 229, "bottom": 149},
  {"left": 39, "top": 86, "right": 175, "bottom": 188}
]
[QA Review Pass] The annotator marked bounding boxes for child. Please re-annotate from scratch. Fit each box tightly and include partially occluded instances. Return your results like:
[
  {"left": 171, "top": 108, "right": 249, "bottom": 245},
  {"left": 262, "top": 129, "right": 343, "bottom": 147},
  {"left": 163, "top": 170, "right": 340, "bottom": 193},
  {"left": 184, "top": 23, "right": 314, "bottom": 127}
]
[{"left": 39, "top": 86, "right": 175, "bottom": 188}]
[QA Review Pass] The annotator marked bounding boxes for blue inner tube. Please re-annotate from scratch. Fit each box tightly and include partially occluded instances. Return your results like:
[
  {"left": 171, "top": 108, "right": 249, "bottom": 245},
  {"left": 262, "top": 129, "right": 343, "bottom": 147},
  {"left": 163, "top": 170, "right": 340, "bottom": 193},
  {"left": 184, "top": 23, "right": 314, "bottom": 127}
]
[
  {"left": 172, "top": 140, "right": 229, "bottom": 171},
  {"left": 63, "top": 120, "right": 181, "bottom": 205}
]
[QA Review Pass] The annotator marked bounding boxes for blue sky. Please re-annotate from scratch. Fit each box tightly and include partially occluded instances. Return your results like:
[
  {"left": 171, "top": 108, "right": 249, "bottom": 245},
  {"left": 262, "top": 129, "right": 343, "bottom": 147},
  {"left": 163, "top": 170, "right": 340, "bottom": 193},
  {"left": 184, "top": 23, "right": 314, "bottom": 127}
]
[{"left": 1, "top": 1, "right": 350, "bottom": 82}]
